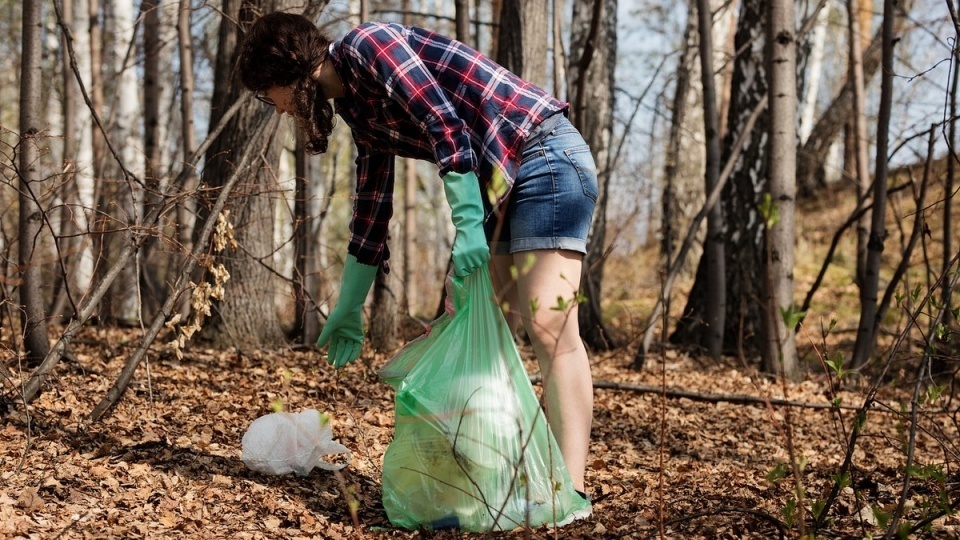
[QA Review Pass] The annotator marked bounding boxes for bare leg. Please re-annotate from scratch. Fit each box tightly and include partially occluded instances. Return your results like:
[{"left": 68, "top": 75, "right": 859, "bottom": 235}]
[
  {"left": 488, "top": 254, "right": 521, "bottom": 333},
  {"left": 514, "top": 249, "right": 592, "bottom": 492}
]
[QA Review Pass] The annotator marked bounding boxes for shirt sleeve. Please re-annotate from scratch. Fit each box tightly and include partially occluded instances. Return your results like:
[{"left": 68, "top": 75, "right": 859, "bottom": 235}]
[
  {"left": 341, "top": 23, "right": 477, "bottom": 176},
  {"left": 348, "top": 146, "right": 394, "bottom": 267}
]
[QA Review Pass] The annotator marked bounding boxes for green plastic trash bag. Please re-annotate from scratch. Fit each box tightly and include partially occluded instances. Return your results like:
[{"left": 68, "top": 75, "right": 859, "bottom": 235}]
[{"left": 377, "top": 266, "right": 591, "bottom": 531}]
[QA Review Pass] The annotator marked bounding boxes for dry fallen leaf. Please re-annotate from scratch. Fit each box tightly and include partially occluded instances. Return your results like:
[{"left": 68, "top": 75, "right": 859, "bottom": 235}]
[{"left": 16, "top": 487, "right": 43, "bottom": 512}]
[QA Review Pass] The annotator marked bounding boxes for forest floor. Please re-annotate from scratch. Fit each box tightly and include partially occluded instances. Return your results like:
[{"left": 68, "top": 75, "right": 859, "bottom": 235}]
[{"left": 2, "top": 321, "right": 960, "bottom": 539}]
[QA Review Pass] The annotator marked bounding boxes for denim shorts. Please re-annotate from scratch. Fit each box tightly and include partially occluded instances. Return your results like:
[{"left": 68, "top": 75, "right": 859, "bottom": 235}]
[{"left": 485, "top": 116, "right": 598, "bottom": 255}]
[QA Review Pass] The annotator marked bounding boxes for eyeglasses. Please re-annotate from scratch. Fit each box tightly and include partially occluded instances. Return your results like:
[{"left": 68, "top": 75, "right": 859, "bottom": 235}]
[{"left": 255, "top": 91, "right": 275, "bottom": 106}]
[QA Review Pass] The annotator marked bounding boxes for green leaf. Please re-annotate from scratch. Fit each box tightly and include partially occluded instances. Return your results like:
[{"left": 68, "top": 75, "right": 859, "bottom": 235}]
[
  {"left": 767, "top": 463, "right": 790, "bottom": 484},
  {"left": 270, "top": 397, "right": 285, "bottom": 413},
  {"left": 924, "top": 384, "right": 945, "bottom": 406},
  {"left": 780, "top": 304, "right": 806, "bottom": 329},
  {"left": 759, "top": 193, "right": 780, "bottom": 228},
  {"left": 551, "top": 295, "right": 570, "bottom": 312},
  {"left": 872, "top": 505, "right": 891, "bottom": 528},
  {"left": 831, "top": 471, "right": 851, "bottom": 489},
  {"left": 812, "top": 499, "right": 826, "bottom": 520},
  {"left": 782, "top": 497, "right": 798, "bottom": 527}
]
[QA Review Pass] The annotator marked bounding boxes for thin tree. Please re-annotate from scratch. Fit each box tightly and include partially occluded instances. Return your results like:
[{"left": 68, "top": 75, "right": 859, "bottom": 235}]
[
  {"left": 696, "top": 0, "right": 725, "bottom": 359},
  {"left": 18, "top": 0, "right": 50, "bottom": 364},
  {"left": 936, "top": 0, "right": 959, "bottom": 378},
  {"left": 552, "top": 0, "right": 567, "bottom": 101},
  {"left": 51, "top": 0, "right": 79, "bottom": 320},
  {"left": 763, "top": 0, "right": 799, "bottom": 379},
  {"left": 177, "top": 0, "right": 197, "bottom": 251},
  {"left": 400, "top": 0, "right": 419, "bottom": 316},
  {"left": 293, "top": 130, "right": 319, "bottom": 344},
  {"left": 851, "top": 0, "right": 897, "bottom": 369},
  {"left": 848, "top": 0, "right": 872, "bottom": 288}
]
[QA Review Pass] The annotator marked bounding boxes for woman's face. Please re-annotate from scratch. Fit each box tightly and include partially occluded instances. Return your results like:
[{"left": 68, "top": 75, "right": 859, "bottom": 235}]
[{"left": 259, "top": 85, "right": 296, "bottom": 115}]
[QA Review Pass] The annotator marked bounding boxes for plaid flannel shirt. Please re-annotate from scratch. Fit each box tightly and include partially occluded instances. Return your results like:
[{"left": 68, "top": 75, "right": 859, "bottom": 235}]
[{"left": 329, "top": 22, "right": 567, "bottom": 267}]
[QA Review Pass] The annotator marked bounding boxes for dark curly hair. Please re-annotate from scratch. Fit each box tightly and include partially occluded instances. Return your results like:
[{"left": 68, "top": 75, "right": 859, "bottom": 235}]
[{"left": 235, "top": 12, "right": 335, "bottom": 154}]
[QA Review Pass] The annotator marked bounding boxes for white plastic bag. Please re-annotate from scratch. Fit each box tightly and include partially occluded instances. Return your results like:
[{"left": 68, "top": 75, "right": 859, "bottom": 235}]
[{"left": 241, "top": 409, "right": 351, "bottom": 476}]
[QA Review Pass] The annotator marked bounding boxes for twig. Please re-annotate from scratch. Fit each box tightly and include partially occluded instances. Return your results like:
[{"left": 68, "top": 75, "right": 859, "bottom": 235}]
[
  {"left": 658, "top": 268, "right": 667, "bottom": 540},
  {"left": 664, "top": 506, "right": 787, "bottom": 539}
]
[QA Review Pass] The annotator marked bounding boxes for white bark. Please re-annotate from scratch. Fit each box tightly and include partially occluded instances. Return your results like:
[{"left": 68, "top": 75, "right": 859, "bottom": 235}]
[
  {"left": 799, "top": 1, "right": 830, "bottom": 144},
  {"left": 71, "top": 0, "right": 96, "bottom": 295},
  {"left": 110, "top": 0, "right": 145, "bottom": 323}
]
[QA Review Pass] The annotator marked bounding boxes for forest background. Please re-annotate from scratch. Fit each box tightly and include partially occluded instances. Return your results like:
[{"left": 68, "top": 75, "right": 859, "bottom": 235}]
[{"left": 3, "top": 0, "right": 960, "bottom": 538}]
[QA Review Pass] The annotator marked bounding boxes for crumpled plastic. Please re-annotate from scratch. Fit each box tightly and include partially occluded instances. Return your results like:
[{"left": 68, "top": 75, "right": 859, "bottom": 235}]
[
  {"left": 241, "top": 409, "right": 351, "bottom": 476},
  {"left": 377, "top": 266, "right": 591, "bottom": 531}
]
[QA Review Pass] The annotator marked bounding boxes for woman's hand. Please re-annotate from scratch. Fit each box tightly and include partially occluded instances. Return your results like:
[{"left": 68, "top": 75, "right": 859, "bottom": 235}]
[{"left": 316, "top": 255, "right": 378, "bottom": 368}]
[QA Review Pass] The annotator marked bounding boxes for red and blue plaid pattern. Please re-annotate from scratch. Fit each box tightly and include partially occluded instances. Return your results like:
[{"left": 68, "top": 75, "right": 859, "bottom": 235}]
[{"left": 329, "top": 22, "right": 567, "bottom": 266}]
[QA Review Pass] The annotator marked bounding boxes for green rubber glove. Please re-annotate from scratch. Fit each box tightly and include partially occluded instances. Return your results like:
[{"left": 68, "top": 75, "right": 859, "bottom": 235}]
[
  {"left": 442, "top": 170, "right": 490, "bottom": 277},
  {"left": 316, "top": 254, "right": 378, "bottom": 368}
]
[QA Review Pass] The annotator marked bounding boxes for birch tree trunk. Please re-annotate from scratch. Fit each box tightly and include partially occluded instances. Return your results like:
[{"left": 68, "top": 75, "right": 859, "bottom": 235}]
[
  {"left": 19, "top": 0, "right": 50, "bottom": 364},
  {"left": 763, "top": 0, "right": 799, "bottom": 379},
  {"left": 569, "top": 0, "right": 618, "bottom": 350},
  {"left": 851, "top": 0, "right": 896, "bottom": 369},
  {"left": 197, "top": 0, "right": 289, "bottom": 349},
  {"left": 799, "top": 1, "right": 829, "bottom": 144},
  {"left": 106, "top": 0, "right": 145, "bottom": 326}
]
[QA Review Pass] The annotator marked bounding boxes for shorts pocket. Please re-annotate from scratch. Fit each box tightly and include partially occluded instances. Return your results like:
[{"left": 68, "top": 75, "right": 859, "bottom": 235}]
[{"left": 564, "top": 145, "right": 598, "bottom": 201}]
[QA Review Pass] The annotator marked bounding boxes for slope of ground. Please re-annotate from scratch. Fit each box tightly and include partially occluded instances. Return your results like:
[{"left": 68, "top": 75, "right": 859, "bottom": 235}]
[{"left": 2, "top": 324, "right": 958, "bottom": 539}]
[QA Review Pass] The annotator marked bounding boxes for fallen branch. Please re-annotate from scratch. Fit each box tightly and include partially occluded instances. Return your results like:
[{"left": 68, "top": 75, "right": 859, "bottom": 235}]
[
  {"left": 664, "top": 506, "right": 787, "bottom": 539},
  {"left": 593, "top": 379, "right": 863, "bottom": 412}
]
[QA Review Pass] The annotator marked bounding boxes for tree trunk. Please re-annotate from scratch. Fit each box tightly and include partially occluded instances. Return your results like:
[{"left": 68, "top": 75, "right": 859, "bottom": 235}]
[
  {"left": 696, "top": 0, "right": 725, "bottom": 360},
  {"left": 851, "top": 0, "right": 896, "bottom": 369},
  {"left": 936, "top": 13, "right": 959, "bottom": 378},
  {"left": 105, "top": 0, "right": 145, "bottom": 326},
  {"left": 399, "top": 1, "right": 419, "bottom": 316},
  {"left": 552, "top": 0, "right": 566, "bottom": 101},
  {"left": 763, "top": 0, "right": 799, "bottom": 379},
  {"left": 455, "top": 0, "right": 470, "bottom": 41},
  {"left": 496, "top": 0, "right": 548, "bottom": 87},
  {"left": 848, "top": 0, "right": 872, "bottom": 288},
  {"left": 672, "top": 0, "right": 769, "bottom": 359},
  {"left": 177, "top": 0, "right": 197, "bottom": 253},
  {"left": 569, "top": 0, "right": 618, "bottom": 350},
  {"left": 51, "top": 0, "right": 79, "bottom": 320},
  {"left": 19, "top": 0, "right": 50, "bottom": 364},
  {"left": 197, "top": 0, "right": 289, "bottom": 349},
  {"left": 293, "top": 133, "right": 319, "bottom": 344},
  {"left": 661, "top": 3, "right": 697, "bottom": 275}
]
